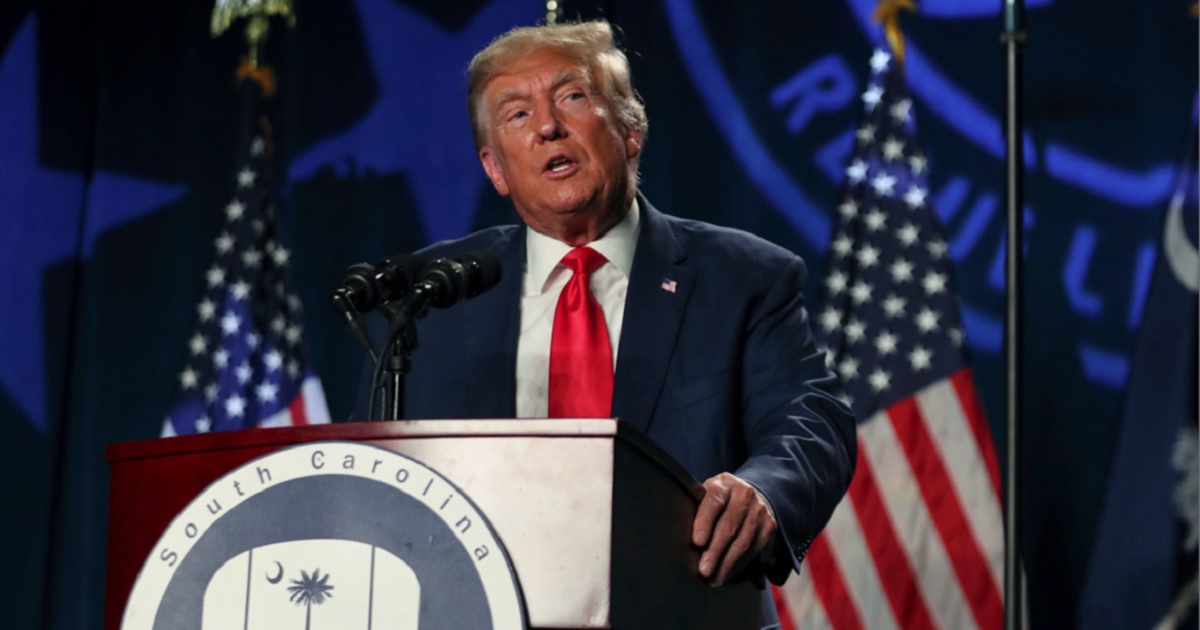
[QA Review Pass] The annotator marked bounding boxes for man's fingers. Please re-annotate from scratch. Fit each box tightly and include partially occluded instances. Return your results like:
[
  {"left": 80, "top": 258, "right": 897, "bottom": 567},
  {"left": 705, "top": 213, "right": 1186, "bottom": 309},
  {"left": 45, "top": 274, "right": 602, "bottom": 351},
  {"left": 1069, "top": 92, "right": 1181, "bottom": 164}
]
[
  {"left": 712, "top": 505, "right": 760, "bottom": 587},
  {"left": 692, "top": 476, "right": 730, "bottom": 547},
  {"left": 697, "top": 477, "right": 753, "bottom": 579}
]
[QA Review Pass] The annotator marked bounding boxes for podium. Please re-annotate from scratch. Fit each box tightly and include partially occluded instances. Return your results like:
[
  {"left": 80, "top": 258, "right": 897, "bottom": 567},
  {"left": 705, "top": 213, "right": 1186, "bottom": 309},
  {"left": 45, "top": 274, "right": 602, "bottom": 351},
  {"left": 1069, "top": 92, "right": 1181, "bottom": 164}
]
[{"left": 105, "top": 419, "right": 763, "bottom": 629}]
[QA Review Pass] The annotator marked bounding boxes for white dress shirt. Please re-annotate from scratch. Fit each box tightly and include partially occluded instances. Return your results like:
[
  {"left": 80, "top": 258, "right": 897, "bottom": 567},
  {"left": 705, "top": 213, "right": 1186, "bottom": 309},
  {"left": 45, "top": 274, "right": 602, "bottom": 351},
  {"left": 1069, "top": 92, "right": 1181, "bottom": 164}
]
[{"left": 515, "top": 199, "right": 641, "bottom": 418}]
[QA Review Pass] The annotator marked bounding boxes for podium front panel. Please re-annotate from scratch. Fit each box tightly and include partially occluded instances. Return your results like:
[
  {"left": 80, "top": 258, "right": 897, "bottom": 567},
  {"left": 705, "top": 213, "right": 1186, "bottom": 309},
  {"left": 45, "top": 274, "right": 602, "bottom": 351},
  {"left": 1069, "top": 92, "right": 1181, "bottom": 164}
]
[{"left": 106, "top": 419, "right": 761, "bottom": 629}]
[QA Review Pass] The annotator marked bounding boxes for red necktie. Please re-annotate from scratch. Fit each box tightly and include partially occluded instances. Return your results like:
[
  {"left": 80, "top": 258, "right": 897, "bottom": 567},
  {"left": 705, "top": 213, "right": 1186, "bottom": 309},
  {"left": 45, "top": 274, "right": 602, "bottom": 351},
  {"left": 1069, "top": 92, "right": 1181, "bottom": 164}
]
[{"left": 548, "top": 247, "right": 614, "bottom": 418}]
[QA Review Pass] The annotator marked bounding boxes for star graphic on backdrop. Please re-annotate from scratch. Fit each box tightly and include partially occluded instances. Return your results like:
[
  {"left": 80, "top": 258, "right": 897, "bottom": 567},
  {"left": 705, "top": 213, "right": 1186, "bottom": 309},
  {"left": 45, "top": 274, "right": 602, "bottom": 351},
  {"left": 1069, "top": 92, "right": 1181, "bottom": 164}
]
[
  {"left": 286, "top": 0, "right": 542, "bottom": 244},
  {"left": 0, "top": 14, "right": 186, "bottom": 432}
]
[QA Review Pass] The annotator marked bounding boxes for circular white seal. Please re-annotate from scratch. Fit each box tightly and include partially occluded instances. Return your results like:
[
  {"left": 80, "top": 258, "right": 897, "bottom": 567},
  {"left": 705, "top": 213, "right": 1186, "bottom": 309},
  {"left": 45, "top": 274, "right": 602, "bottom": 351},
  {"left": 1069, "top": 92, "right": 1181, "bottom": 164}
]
[{"left": 121, "top": 441, "right": 526, "bottom": 629}]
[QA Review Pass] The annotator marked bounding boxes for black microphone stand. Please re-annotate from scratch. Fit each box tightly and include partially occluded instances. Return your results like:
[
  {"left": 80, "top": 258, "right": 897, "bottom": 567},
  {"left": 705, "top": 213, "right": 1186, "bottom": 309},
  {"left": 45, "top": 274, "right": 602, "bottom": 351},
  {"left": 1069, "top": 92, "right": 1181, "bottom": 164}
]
[{"left": 370, "top": 288, "right": 435, "bottom": 420}]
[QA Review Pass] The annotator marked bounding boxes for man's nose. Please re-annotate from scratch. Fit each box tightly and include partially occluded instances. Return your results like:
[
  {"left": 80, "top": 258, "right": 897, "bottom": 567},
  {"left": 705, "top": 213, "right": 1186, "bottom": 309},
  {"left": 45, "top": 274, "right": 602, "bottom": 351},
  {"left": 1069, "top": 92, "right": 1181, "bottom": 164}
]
[{"left": 534, "top": 106, "right": 564, "bottom": 141}]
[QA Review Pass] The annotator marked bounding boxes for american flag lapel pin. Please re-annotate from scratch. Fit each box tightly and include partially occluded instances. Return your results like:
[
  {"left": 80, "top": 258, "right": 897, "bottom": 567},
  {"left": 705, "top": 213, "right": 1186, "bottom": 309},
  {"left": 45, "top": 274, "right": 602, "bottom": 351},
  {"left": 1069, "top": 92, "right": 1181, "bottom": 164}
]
[{"left": 660, "top": 277, "right": 677, "bottom": 293}]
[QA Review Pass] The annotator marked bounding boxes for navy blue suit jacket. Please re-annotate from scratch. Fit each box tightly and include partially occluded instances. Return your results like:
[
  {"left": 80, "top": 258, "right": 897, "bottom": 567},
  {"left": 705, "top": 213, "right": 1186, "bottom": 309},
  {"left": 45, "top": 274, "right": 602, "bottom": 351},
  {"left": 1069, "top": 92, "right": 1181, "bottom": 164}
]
[{"left": 361, "top": 196, "right": 855, "bottom": 601}]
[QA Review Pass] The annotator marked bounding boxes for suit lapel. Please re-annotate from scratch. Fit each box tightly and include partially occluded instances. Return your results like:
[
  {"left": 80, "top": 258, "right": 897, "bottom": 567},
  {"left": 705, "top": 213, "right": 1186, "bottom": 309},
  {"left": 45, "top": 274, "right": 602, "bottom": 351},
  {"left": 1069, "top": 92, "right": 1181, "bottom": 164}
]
[
  {"left": 463, "top": 228, "right": 524, "bottom": 418},
  {"left": 612, "top": 198, "right": 693, "bottom": 435}
]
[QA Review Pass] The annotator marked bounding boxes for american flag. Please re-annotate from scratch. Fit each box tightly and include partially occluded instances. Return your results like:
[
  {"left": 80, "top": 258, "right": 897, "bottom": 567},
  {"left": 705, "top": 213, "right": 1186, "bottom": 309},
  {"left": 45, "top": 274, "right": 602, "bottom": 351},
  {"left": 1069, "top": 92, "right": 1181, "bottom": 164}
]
[
  {"left": 775, "top": 49, "right": 1004, "bottom": 630},
  {"left": 162, "top": 73, "right": 329, "bottom": 437}
]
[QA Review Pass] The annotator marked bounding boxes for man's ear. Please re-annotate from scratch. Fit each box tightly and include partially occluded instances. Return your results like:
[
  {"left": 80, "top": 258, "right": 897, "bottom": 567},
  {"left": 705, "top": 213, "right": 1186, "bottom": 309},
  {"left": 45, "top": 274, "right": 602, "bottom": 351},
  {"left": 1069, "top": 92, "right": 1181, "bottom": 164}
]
[
  {"left": 624, "top": 126, "right": 642, "bottom": 160},
  {"left": 479, "top": 148, "right": 510, "bottom": 197}
]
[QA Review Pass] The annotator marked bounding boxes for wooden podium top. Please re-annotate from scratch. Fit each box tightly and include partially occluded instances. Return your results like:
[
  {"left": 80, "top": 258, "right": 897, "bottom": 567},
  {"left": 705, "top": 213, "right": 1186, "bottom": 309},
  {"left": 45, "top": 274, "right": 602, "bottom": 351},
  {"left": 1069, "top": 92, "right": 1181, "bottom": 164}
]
[
  {"left": 107, "top": 418, "right": 702, "bottom": 505},
  {"left": 109, "top": 418, "right": 623, "bottom": 461}
]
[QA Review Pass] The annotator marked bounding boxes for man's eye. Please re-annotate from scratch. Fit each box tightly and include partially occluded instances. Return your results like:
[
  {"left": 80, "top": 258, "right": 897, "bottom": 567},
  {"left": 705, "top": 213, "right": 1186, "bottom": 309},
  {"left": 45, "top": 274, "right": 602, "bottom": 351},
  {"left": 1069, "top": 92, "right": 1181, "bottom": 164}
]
[
  {"left": 566, "top": 92, "right": 585, "bottom": 101},
  {"left": 508, "top": 110, "right": 528, "bottom": 121}
]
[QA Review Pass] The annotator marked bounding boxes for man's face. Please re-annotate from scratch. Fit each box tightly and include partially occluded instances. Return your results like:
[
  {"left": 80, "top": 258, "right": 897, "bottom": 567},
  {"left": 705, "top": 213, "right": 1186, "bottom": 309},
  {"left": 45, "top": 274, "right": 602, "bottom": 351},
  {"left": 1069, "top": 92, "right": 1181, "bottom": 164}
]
[{"left": 478, "top": 48, "right": 641, "bottom": 243}]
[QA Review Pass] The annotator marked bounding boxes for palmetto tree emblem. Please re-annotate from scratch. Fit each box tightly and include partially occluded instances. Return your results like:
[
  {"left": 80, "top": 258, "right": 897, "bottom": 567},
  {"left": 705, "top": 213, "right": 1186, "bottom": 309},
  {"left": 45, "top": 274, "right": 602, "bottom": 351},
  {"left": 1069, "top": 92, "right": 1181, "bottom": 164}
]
[{"left": 287, "top": 568, "right": 334, "bottom": 630}]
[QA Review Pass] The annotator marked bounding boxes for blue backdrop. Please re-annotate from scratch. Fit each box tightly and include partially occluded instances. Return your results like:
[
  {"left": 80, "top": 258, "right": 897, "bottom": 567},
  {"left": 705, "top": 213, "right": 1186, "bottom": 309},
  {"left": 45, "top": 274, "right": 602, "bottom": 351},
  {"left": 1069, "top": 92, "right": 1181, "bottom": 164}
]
[{"left": 0, "top": 0, "right": 1194, "bottom": 627}]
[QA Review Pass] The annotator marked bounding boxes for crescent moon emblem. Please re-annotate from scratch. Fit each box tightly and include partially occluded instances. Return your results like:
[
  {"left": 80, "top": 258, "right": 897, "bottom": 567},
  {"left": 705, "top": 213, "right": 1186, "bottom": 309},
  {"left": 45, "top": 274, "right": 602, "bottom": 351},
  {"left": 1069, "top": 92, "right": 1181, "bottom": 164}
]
[
  {"left": 266, "top": 561, "right": 284, "bottom": 584},
  {"left": 1164, "top": 194, "right": 1199, "bottom": 293}
]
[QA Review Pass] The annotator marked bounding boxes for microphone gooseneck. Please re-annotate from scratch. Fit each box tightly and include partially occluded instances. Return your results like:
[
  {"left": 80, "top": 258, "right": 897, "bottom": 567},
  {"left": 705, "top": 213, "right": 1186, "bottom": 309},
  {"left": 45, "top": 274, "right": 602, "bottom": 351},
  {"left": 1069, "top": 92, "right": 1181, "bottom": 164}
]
[{"left": 371, "top": 249, "right": 503, "bottom": 420}]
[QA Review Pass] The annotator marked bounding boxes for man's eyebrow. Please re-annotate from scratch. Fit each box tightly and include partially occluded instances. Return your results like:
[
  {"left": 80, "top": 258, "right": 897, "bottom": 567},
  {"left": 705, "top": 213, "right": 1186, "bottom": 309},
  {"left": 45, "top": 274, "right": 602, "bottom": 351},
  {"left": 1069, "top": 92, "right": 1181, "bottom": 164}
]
[
  {"left": 489, "top": 70, "right": 588, "bottom": 111},
  {"left": 549, "top": 69, "right": 587, "bottom": 90}
]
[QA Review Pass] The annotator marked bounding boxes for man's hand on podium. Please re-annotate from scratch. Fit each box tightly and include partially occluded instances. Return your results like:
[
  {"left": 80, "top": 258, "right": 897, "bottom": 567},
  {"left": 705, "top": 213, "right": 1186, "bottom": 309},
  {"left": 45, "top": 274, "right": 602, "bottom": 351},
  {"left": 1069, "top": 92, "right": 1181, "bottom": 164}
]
[{"left": 692, "top": 472, "right": 778, "bottom": 587}]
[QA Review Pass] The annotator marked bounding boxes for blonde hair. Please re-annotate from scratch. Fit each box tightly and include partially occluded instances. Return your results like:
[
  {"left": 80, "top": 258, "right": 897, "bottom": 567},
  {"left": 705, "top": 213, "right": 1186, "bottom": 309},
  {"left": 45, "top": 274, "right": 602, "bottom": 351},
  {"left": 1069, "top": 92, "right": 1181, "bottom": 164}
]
[{"left": 466, "top": 20, "right": 649, "bottom": 152}]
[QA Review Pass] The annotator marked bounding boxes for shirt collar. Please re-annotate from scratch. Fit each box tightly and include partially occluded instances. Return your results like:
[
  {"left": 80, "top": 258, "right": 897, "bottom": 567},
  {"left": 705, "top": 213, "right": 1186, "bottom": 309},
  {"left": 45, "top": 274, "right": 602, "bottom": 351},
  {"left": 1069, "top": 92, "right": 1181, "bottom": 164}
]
[{"left": 524, "top": 197, "right": 641, "bottom": 295}]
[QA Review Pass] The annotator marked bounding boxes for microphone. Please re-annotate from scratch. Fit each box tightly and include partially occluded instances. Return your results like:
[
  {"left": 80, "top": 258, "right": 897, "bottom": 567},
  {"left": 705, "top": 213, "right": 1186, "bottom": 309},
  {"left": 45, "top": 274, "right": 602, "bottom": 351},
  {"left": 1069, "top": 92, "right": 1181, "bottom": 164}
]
[
  {"left": 336, "top": 253, "right": 424, "bottom": 313},
  {"left": 332, "top": 253, "right": 423, "bottom": 361},
  {"left": 413, "top": 250, "right": 503, "bottom": 309}
]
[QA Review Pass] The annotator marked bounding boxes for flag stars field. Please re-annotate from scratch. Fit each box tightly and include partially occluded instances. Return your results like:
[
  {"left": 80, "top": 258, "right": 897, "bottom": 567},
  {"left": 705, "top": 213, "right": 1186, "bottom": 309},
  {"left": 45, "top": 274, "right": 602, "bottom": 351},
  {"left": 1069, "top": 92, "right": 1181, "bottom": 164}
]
[
  {"left": 839, "top": 357, "right": 860, "bottom": 380},
  {"left": 909, "top": 346, "right": 933, "bottom": 371},
  {"left": 832, "top": 234, "right": 853, "bottom": 257},
  {"left": 882, "top": 137, "right": 905, "bottom": 161},
  {"left": 904, "top": 185, "right": 928, "bottom": 209},
  {"left": 896, "top": 222, "right": 920, "bottom": 246},
  {"left": 847, "top": 159, "right": 868, "bottom": 183},
  {"left": 850, "top": 280, "right": 874, "bottom": 305},
  {"left": 206, "top": 265, "right": 225, "bottom": 288},
  {"left": 231, "top": 280, "right": 251, "bottom": 300},
  {"left": 890, "top": 258, "right": 914, "bottom": 283},
  {"left": 256, "top": 382, "right": 278, "bottom": 403},
  {"left": 862, "top": 84, "right": 884, "bottom": 110},
  {"left": 908, "top": 153, "right": 927, "bottom": 174},
  {"left": 224, "top": 394, "right": 246, "bottom": 418},
  {"left": 220, "top": 312, "right": 240, "bottom": 335},
  {"left": 215, "top": 232, "right": 234, "bottom": 254},
  {"left": 236, "top": 166, "right": 256, "bottom": 188},
  {"left": 922, "top": 271, "right": 947, "bottom": 296},
  {"left": 875, "top": 331, "right": 898, "bottom": 356},
  {"left": 871, "top": 172, "right": 897, "bottom": 196},
  {"left": 856, "top": 245, "right": 881, "bottom": 269},
  {"left": 827, "top": 271, "right": 848, "bottom": 295},
  {"left": 856, "top": 124, "right": 876, "bottom": 145},
  {"left": 226, "top": 199, "right": 245, "bottom": 220},
  {"left": 844, "top": 318, "right": 866, "bottom": 343},
  {"left": 870, "top": 48, "right": 891, "bottom": 73},
  {"left": 264, "top": 350, "right": 283, "bottom": 371},
  {"left": 868, "top": 368, "right": 891, "bottom": 392},
  {"left": 865, "top": 209, "right": 888, "bottom": 232},
  {"left": 916, "top": 308, "right": 941, "bottom": 333},
  {"left": 242, "top": 249, "right": 263, "bottom": 268},
  {"left": 820, "top": 306, "right": 841, "bottom": 333}
]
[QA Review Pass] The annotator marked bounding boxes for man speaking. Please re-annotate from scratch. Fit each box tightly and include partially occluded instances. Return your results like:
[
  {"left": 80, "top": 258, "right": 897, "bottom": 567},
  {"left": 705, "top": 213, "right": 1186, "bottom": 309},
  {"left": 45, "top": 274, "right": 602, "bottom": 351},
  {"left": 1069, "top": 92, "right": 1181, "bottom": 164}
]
[{"left": 367, "top": 20, "right": 856, "bottom": 628}]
